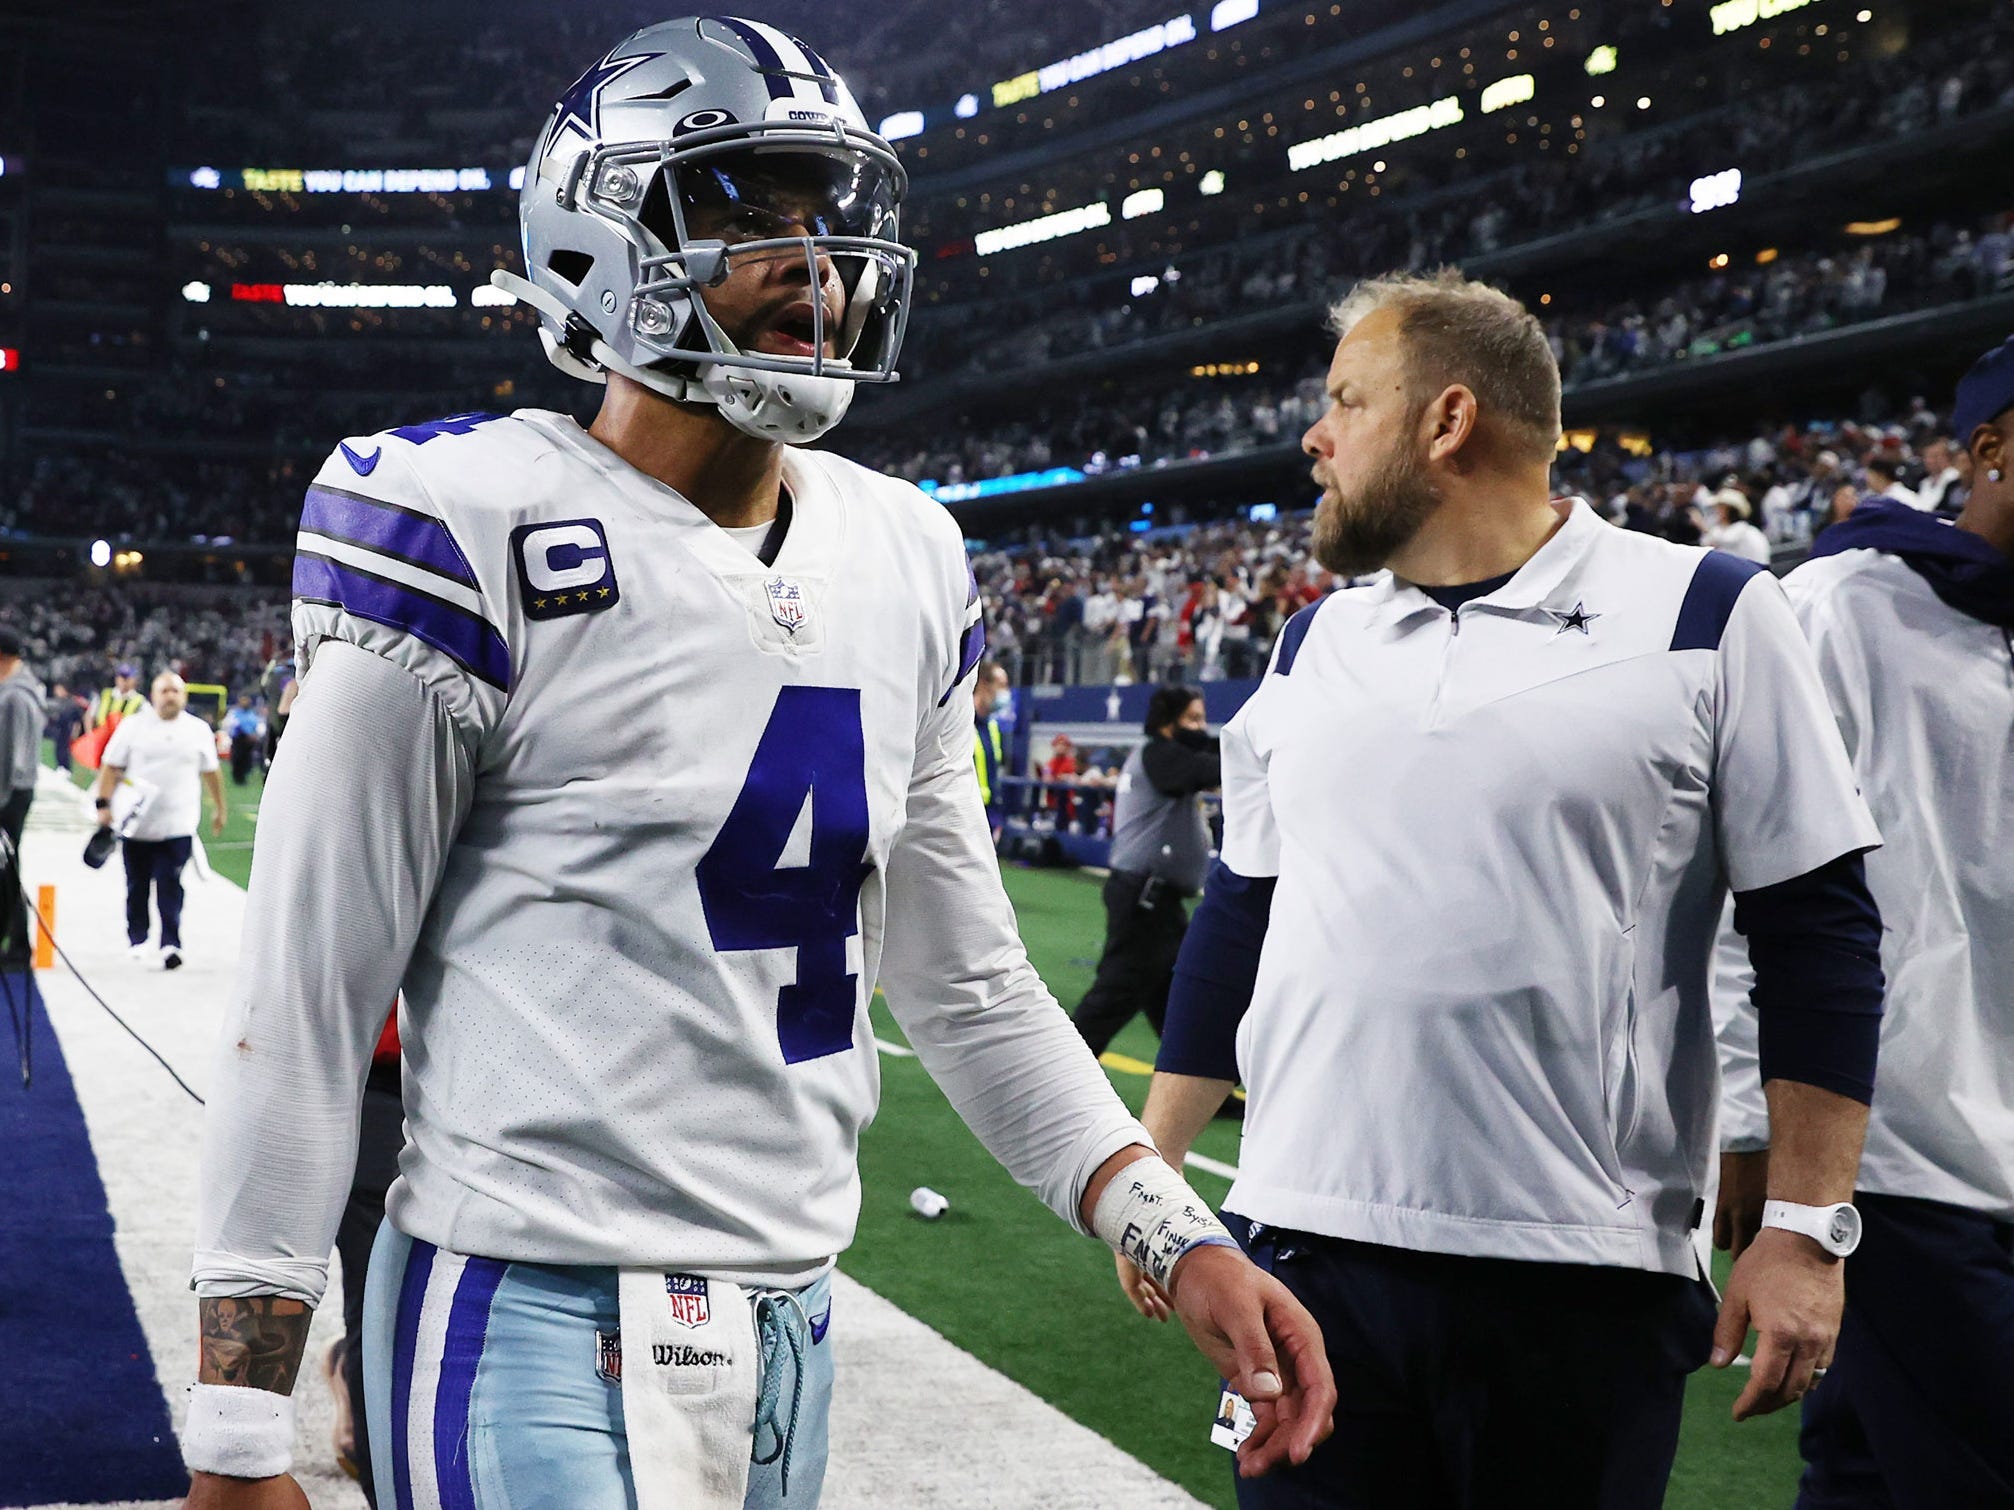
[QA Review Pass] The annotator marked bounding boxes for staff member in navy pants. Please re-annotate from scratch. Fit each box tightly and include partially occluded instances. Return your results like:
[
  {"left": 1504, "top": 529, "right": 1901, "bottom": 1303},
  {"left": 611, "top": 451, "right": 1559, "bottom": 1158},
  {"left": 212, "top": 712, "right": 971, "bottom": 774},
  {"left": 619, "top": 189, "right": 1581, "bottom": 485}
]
[
  {"left": 1124, "top": 270, "right": 1885, "bottom": 1508},
  {"left": 95, "top": 671, "right": 226, "bottom": 970}
]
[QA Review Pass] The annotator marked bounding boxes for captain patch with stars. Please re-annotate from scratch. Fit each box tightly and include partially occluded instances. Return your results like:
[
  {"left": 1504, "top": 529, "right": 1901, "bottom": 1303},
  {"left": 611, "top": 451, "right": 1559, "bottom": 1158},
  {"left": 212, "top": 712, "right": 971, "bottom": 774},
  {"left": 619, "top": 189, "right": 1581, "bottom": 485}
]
[{"left": 513, "top": 516, "right": 621, "bottom": 619}]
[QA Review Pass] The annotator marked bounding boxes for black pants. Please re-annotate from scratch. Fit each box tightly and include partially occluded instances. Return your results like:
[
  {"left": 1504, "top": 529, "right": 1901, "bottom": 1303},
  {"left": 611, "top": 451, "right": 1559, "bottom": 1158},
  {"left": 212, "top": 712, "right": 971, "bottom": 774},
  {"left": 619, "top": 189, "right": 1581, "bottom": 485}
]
[
  {"left": 1797, "top": 1192, "right": 2014, "bottom": 1508},
  {"left": 122, "top": 835, "right": 192, "bottom": 948},
  {"left": 337, "top": 1069, "right": 405, "bottom": 1506},
  {"left": 0, "top": 788, "right": 31, "bottom": 962},
  {"left": 1071, "top": 869, "right": 1189, "bottom": 1057},
  {"left": 1226, "top": 1215, "right": 1717, "bottom": 1509},
  {"left": 229, "top": 733, "right": 259, "bottom": 785}
]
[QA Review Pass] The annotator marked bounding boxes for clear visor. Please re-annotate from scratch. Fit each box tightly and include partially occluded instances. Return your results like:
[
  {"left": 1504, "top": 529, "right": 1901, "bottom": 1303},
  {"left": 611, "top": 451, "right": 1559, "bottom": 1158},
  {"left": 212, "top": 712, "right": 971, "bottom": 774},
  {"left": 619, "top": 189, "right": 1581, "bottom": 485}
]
[{"left": 652, "top": 144, "right": 899, "bottom": 248}]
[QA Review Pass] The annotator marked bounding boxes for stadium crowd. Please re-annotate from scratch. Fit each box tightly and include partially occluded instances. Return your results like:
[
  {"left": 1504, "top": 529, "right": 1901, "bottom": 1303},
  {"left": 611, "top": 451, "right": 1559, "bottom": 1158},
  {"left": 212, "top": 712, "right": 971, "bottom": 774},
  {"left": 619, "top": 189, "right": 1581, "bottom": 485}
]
[
  {"left": 0, "top": 586, "right": 291, "bottom": 708},
  {"left": 0, "top": 405, "right": 1964, "bottom": 698},
  {"left": 856, "top": 208, "right": 2013, "bottom": 490},
  {"left": 968, "top": 407, "right": 1970, "bottom": 686}
]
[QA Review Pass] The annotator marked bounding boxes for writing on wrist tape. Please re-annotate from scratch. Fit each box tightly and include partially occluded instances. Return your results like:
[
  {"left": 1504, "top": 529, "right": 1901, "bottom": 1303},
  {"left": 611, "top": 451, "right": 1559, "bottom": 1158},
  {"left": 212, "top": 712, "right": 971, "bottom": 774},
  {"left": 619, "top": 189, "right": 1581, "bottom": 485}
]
[
  {"left": 1091, "top": 1156, "right": 1238, "bottom": 1289},
  {"left": 182, "top": 1382, "right": 295, "bottom": 1478}
]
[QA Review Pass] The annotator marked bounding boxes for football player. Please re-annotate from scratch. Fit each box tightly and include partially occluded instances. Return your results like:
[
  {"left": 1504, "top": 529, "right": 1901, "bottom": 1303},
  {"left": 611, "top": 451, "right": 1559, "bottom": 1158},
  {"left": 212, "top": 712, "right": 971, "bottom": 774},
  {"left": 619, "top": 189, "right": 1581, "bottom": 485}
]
[{"left": 180, "top": 18, "right": 1332, "bottom": 1509}]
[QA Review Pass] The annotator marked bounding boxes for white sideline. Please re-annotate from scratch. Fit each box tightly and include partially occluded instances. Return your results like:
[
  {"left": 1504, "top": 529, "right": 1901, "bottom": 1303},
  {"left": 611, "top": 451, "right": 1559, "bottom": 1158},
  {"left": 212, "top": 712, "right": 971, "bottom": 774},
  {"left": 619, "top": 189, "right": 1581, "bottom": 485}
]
[{"left": 10, "top": 767, "right": 1203, "bottom": 1509}]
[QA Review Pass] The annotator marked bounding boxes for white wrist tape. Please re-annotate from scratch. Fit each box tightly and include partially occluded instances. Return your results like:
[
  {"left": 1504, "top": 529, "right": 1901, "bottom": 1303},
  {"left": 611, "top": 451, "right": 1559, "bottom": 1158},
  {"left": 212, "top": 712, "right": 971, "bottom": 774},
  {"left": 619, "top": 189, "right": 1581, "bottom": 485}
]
[
  {"left": 182, "top": 1383, "right": 295, "bottom": 1478},
  {"left": 1092, "top": 1157, "right": 1238, "bottom": 1289}
]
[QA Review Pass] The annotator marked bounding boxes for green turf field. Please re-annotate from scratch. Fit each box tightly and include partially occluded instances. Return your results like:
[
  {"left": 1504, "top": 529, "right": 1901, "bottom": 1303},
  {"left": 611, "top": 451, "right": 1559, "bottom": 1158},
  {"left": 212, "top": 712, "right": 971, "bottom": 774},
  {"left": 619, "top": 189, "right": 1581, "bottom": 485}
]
[{"left": 66, "top": 749, "right": 1803, "bottom": 1505}]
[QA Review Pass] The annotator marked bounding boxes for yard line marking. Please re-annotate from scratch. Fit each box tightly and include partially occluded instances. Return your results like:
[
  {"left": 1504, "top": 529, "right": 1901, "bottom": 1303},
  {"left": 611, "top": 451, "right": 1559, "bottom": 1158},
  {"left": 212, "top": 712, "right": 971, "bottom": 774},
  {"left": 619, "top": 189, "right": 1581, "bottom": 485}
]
[
  {"left": 1100, "top": 1049, "right": 1246, "bottom": 1102},
  {"left": 874, "top": 1037, "right": 917, "bottom": 1058},
  {"left": 1184, "top": 1151, "right": 1239, "bottom": 1181}
]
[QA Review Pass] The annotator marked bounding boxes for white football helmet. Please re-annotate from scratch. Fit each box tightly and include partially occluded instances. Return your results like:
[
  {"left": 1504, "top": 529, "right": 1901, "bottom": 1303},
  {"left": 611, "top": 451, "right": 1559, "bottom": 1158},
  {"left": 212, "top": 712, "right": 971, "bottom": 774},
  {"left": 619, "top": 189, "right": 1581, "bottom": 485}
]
[{"left": 494, "top": 16, "right": 917, "bottom": 443}]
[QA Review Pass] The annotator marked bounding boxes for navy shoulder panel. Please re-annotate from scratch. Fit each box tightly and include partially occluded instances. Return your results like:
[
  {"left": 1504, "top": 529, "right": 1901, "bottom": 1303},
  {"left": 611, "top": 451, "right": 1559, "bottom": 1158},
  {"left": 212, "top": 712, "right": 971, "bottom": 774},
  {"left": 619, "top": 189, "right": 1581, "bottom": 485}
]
[
  {"left": 1670, "top": 551, "right": 1767, "bottom": 653},
  {"left": 1273, "top": 595, "right": 1330, "bottom": 675}
]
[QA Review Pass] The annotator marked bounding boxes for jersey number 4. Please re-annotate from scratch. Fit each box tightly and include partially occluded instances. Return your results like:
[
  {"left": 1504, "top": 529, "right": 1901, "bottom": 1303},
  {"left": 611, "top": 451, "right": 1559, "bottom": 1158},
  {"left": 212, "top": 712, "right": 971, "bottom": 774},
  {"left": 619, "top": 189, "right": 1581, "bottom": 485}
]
[{"left": 697, "top": 687, "right": 872, "bottom": 1064}]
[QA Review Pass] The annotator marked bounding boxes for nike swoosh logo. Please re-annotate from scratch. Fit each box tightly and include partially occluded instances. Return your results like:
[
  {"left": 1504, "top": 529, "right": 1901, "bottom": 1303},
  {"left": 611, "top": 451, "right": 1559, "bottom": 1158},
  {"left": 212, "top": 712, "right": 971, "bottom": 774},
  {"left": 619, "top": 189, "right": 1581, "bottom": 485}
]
[
  {"left": 339, "top": 441, "right": 382, "bottom": 476},
  {"left": 809, "top": 1305, "right": 832, "bottom": 1344}
]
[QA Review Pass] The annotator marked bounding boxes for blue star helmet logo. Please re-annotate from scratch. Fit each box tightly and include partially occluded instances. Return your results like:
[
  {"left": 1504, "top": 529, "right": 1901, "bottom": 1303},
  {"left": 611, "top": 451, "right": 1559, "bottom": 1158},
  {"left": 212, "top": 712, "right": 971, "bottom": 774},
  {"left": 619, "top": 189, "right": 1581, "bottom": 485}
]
[{"left": 547, "top": 48, "right": 662, "bottom": 153}]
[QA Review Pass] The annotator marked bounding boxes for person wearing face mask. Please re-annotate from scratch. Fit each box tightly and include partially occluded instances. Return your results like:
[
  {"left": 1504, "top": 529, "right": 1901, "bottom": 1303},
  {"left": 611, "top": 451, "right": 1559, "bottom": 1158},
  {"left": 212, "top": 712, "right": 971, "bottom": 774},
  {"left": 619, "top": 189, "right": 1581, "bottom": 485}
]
[{"left": 1071, "top": 685, "right": 1221, "bottom": 1059}]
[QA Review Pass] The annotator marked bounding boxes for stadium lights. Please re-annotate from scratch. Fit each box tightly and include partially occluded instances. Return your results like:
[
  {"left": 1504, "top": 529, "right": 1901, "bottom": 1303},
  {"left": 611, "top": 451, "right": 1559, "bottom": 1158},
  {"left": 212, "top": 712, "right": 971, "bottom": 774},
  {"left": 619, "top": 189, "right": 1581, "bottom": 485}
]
[
  {"left": 90, "top": 540, "right": 111, "bottom": 568},
  {"left": 0, "top": 347, "right": 18, "bottom": 372},
  {"left": 1122, "top": 187, "right": 1165, "bottom": 219},
  {"left": 1584, "top": 45, "right": 1617, "bottom": 76},
  {"left": 1710, "top": 0, "right": 1817, "bottom": 36},
  {"left": 0, "top": 155, "right": 7, "bottom": 178},
  {"left": 1247, "top": 502, "right": 1277, "bottom": 522},
  {"left": 955, "top": 94, "right": 980, "bottom": 118},
  {"left": 973, "top": 200, "right": 1111, "bottom": 257},
  {"left": 1480, "top": 74, "right": 1536, "bottom": 113},
  {"left": 879, "top": 111, "right": 925, "bottom": 141},
  {"left": 1132, "top": 274, "right": 1161, "bottom": 296},
  {"left": 1210, "top": 0, "right": 1260, "bottom": 30},
  {"left": 1198, "top": 169, "right": 1226, "bottom": 195},
  {"left": 1590, "top": 94, "right": 1606, "bottom": 107},
  {"left": 509, "top": 166, "right": 526, "bottom": 190},
  {"left": 1688, "top": 168, "right": 1742, "bottom": 213},
  {"left": 1845, "top": 218, "right": 1902, "bottom": 236},
  {"left": 1286, "top": 95, "right": 1463, "bottom": 172},
  {"left": 990, "top": 12, "right": 1197, "bottom": 108},
  {"left": 1636, "top": 96, "right": 1652, "bottom": 110},
  {"left": 181, "top": 281, "right": 212, "bottom": 303}
]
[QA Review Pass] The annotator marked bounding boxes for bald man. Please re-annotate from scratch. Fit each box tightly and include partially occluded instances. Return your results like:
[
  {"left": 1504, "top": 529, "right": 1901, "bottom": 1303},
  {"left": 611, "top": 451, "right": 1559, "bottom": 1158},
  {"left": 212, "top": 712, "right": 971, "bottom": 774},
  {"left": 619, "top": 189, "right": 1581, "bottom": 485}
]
[{"left": 95, "top": 671, "right": 225, "bottom": 969}]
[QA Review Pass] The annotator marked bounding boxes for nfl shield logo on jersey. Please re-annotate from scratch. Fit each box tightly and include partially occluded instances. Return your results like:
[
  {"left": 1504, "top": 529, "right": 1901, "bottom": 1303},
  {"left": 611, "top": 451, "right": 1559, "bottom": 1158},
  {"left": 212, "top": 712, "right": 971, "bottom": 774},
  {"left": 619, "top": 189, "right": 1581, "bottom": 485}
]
[
  {"left": 765, "top": 576, "right": 808, "bottom": 634},
  {"left": 664, "top": 1274, "right": 710, "bottom": 1329}
]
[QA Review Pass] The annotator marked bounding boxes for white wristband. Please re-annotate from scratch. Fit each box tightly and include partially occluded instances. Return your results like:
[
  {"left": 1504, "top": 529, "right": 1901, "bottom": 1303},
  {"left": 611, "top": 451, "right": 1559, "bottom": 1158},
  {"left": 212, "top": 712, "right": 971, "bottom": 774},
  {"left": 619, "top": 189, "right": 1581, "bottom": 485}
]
[
  {"left": 182, "top": 1383, "right": 295, "bottom": 1478},
  {"left": 1091, "top": 1156, "right": 1238, "bottom": 1289}
]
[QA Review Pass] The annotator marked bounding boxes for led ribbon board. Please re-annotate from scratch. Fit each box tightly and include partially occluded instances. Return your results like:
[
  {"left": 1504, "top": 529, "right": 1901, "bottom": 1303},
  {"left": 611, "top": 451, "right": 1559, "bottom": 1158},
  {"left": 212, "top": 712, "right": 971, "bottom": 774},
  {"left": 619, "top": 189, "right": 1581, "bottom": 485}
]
[
  {"left": 1709, "top": 0, "right": 1819, "bottom": 36},
  {"left": 1286, "top": 95, "right": 1464, "bottom": 171},
  {"left": 973, "top": 201, "right": 1113, "bottom": 257}
]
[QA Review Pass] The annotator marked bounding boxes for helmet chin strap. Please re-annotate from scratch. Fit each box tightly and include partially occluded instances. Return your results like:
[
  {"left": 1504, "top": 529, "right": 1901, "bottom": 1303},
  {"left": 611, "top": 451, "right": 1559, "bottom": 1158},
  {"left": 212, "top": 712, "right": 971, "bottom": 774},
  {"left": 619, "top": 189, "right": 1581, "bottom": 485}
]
[{"left": 490, "top": 269, "right": 854, "bottom": 444}]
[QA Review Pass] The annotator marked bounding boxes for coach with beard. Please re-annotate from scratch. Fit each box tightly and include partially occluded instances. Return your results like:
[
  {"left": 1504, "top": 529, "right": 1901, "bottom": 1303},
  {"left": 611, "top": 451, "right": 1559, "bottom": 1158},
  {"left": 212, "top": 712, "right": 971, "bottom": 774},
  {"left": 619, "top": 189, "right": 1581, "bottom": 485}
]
[{"left": 1119, "top": 270, "right": 1886, "bottom": 1507}]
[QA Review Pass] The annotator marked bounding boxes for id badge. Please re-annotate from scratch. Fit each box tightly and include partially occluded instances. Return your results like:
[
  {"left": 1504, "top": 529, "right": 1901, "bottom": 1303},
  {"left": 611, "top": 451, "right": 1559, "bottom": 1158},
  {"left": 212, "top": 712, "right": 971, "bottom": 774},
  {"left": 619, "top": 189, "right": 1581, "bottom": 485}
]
[{"left": 1210, "top": 1386, "right": 1257, "bottom": 1452}]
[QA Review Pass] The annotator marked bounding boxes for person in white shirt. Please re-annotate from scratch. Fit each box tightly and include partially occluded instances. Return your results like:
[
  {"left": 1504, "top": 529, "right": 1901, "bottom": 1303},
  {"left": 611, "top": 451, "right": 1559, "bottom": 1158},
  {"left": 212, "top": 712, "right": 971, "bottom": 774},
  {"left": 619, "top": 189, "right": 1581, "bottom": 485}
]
[
  {"left": 1862, "top": 453, "right": 1924, "bottom": 510},
  {"left": 94, "top": 671, "right": 224, "bottom": 970},
  {"left": 1915, "top": 435, "right": 1965, "bottom": 513},
  {"left": 179, "top": 21, "right": 1332, "bottom": 1509},
  {"left": 1716, "top": 333, "right": 2014, "bottom": 1505},
  {"left": 1703, "top": 488, "right": 1774, "bottom": 565},
  {"left": 1128, "top": 270, "right": 1884, "bottom": 1508}
]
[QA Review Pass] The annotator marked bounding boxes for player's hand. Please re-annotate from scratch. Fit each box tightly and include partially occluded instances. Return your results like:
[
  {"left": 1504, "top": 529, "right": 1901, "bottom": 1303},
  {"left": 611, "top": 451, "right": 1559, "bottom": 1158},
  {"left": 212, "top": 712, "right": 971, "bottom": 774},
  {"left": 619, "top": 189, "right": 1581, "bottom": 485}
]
[
  {"left": 182, "top": 1471, "right": 312, "bottom": 1510},
  {"left": 1115, "top": 1251, "right": 1173, "bottom": 1322},
  {"left": 211, "top": 807, "right": 228, "bottom": 837},
  {"left": 1710, "top": 1226, "right": 1843, "bottom": 1421},
  {"left": 1714, "top": 1150, "right": 1770, "bottom": 1260},
  {"left": 1165, "top": 1243, "right": 1335, "bottom": 1478}
]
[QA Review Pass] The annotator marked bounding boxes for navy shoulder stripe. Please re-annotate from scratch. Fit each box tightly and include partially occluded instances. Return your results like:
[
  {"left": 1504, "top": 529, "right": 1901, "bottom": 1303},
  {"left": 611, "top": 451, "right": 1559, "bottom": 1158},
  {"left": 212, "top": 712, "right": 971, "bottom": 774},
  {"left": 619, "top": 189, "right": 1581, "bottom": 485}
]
[
  {"left": 1670, "top": 551, "right": 1767, "bottom": 653},
  {"left": 1273, "top": 595, "right": 1329, "bottom": 675},
  {"left": 301, "top": 484, "right": 479, "bottom": 588},
  {"left": 294, "top": 552, "right": 511, "bottom": 691}
]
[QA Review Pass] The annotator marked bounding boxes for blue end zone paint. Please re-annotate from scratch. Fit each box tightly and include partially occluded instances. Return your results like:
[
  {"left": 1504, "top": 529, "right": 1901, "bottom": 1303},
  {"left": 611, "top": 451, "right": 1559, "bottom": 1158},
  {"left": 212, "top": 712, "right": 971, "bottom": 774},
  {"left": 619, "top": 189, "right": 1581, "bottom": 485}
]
[
  {"left": 0, "top": 970, "right": 187, "bottom": 1502},
  {"left": 1670, "top": 551, "right": 1766, "bottom": 652}
]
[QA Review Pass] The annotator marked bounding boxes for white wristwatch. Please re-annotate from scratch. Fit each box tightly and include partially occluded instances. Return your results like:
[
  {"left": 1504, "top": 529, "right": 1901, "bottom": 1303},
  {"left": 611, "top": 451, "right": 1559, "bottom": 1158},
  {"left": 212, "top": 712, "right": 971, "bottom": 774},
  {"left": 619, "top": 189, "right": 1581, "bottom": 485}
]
[{"left": 1761, "top": 1199, "right": 1862, "bottom": 1258}]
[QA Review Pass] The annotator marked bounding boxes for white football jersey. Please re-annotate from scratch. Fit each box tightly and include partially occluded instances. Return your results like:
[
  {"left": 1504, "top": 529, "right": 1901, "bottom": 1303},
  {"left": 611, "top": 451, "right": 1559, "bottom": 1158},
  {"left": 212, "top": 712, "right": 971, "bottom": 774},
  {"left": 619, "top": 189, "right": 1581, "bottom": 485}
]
[{"left": 193, "top": 410, "right": 1145, "bottom": 1302}]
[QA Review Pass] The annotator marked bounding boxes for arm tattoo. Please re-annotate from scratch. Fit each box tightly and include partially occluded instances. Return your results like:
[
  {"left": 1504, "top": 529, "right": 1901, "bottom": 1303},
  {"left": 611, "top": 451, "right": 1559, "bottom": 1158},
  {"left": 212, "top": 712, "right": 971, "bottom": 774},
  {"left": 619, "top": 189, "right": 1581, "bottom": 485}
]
[{"left": 197, "top": 1296, "right": 313, "bottom": 1393}]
